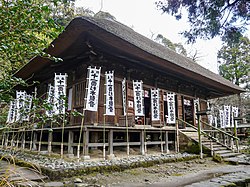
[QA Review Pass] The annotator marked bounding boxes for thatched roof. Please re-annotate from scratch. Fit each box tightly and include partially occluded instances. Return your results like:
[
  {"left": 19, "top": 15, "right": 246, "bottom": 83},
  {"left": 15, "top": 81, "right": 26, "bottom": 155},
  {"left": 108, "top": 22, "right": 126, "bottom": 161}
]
[{"left": 15, "top": 16, "right": 244, "bottom": 98}]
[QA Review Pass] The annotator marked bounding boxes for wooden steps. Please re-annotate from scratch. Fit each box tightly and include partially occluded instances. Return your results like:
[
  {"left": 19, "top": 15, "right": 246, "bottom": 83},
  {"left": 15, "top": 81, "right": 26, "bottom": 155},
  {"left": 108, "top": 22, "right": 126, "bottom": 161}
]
[{"left": 180, "top": 129, "right": 242, "bottom": 160}]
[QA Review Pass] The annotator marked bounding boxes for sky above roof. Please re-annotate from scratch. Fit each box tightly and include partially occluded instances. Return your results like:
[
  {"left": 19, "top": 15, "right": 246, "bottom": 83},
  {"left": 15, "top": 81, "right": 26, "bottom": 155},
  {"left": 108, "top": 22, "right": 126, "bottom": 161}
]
[{"left": 75, "top": 0, "right": 248, "bottom": 74}]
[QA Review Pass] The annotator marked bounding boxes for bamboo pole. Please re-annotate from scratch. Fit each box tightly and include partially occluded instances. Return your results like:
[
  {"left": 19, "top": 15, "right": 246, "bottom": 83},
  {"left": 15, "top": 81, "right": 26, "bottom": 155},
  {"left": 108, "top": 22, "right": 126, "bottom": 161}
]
[
  {"left": 16, "top": 130, "right": 20, "bottom": 149},
  {"left": 1, "top": 132, "right": 5, "bottom": 148},
  {"left": 234, "top": 119, "right": 239, "bottom": 152},
  {"left": 30, "top": 87, "right": 37, "bottom": 151},
  {"left": 38, "top": 124, "right": 43, "bottom": 152},
  {"left": 60, "top": 114, "right": 66, "bottom": 159},
  {"left": 77, "top": 109, "right": 85, "bottom": 161},
  {"left": 103, "top": 114, "right": 106, "bottom": 160},
  {"left": 175, "top": 120, "right": 179, "bottom": 153},
  {"left": 48, "top": 121, "right": 53, "bottom": 155},
  {"left": 10, "top": 125, "right": 15, "bottom": 148},
  {"left": 125, "top": 80, "right": 129, "bottom": 156},
  {"left": 77, "top": 72, "right": 89, "bottom": 161},
  {"left": 198, "top": 115, "right": 203, "bottom": 159},
  {"left": 103, "top": 79, "right": 106, "bottom": 160},
  {"left": 160, "top": 125, "right": 163, "bottom": 153}
]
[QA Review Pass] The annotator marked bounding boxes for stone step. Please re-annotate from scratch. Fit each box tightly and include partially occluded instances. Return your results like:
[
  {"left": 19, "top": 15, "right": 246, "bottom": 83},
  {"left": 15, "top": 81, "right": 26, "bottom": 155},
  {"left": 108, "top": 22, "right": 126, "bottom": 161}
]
[
  {"left": 211, "top": 144, "right": 224, "bottom": 147},
  {"left": 220, "top": 152, "right": 242, "bottom": 158},
  {"left": 214, "top": 150, "right": 232, "bottom": 154},
  {"left": 15, "top": 181, "right": 39, "bottom": 187},
  {"left": 212, "top": 146, "right": 228, "bottom": 151}
]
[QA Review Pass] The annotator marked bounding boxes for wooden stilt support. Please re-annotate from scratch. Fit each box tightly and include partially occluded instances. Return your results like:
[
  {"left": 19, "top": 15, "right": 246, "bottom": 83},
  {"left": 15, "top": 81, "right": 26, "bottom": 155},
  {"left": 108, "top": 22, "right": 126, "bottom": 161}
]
[
  {"left": 160, "top": 127, "right": 163, "bottom": 153},
  {"left": 48, "top": 137, "right": 52, "bottom": 154},
  {"left": 165, "top": 131, "right": 169, "bottom": 153},
  {"left": 198, "top": 115, "right": 203, "bottom": 159},
  {"left": 108, "top": 129, "right": 114, "bottom": 157},
  {"left": 141, "top": 130, "right": 145, "bottom": 155},
  {"left": 67, "top": 130, "right": 74, "bottom": 156},
  {"left": 83, "top": 128, "right": 89, "bottom": 160},
  {"left": 22, "top": 131, "right": 25, "bottom": 149},
  {"left": 38, "top": 125, "right": 43, "bottom": 152},
  {"left": 16, "top": 131, "right": 20, "bottom": 149}
]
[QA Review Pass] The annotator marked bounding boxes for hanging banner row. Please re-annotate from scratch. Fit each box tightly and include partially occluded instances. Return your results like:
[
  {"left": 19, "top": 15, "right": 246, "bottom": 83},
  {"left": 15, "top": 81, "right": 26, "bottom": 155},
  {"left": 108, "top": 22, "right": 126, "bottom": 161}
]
[{"left": 7, "top": 67, "right": 176, "bottom": 124}]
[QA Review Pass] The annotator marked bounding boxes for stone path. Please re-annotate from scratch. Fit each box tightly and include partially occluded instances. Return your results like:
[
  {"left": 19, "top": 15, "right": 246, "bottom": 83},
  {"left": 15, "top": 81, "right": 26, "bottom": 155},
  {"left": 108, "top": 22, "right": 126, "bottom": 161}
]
[
  {"left": 112, "top": 165, "right": 250, "bottom": 187},
  {"left": 0, "top": 160, "right": 48, "bottom": 187}
]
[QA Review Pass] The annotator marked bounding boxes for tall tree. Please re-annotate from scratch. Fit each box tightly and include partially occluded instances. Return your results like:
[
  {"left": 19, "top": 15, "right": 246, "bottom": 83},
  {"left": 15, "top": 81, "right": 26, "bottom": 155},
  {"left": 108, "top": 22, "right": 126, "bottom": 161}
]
[
  {"left": 155, "top": 0, "right": 250, "bottom": 44},
  {"left": 0, "top": 0, "right": 63, "bottom": 102},
  {"left": 217, "top": 36, "right": 250, "bottom": 86}
]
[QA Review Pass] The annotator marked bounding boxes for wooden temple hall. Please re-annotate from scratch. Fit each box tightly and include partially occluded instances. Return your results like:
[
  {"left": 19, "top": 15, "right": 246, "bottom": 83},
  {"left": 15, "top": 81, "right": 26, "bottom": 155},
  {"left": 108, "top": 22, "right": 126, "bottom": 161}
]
[{"left": 2, "top": 17, "right": 244, "bottom": 159}]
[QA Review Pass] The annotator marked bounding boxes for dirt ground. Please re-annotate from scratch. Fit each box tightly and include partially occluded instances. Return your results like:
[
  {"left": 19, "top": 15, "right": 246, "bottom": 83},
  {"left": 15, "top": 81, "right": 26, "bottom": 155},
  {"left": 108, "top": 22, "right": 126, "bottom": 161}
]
[{"left": 73, "top": 157, "right": 225, "bottom": 186}]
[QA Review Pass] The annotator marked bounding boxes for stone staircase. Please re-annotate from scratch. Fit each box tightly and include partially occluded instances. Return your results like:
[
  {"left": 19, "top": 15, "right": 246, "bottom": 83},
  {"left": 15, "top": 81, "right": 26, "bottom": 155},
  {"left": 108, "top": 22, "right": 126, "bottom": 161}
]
[{"left": 180, "top": 129, "right": 242, "bottom": 159}]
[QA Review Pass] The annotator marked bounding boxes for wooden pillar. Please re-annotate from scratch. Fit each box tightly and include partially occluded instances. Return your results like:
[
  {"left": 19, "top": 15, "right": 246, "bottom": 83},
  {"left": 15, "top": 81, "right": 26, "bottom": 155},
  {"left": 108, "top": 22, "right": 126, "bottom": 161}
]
[
  {"left": 68, "top": 130, "right": 74, "bottom": 155},
  {"left": 83, "top": 129, "right": 90, "bottom": 160},
  {"left": 21, "top": 131, "right": 25, "bottom": 149},
  {"left": 90, "top": 131, "right": 98, "bottom": 149},
  {"left": 165, "top": 131, "right": 169, "bottom": 153},
  {"left": 140, "top": 130, "right": 145, "bottom": 155},
  {"left": 32, "top": 132, "right": 37, "bottom": 150},
  {"left": 198, "top": 115, "right": 203, "bottom": 159},
  {"left": 108, "top": 129, "right": 114, "bottom": 156},
  {"left": 47, "top": 130, "right": 53, "bottom": 153}
]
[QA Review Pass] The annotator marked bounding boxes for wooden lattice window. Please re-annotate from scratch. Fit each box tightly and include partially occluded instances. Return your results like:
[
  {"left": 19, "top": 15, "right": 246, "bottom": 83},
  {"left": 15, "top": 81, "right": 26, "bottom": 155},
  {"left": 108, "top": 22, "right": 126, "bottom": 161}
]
[{"left": 73, "top": 81, "right": 86, "bottom": 107}]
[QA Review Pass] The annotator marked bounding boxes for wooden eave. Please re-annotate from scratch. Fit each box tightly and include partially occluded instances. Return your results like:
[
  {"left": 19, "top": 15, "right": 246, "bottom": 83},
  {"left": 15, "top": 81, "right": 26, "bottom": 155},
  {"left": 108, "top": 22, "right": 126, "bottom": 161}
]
[{"left": 14, "top": 17, "right": 245, "bottom": 99}]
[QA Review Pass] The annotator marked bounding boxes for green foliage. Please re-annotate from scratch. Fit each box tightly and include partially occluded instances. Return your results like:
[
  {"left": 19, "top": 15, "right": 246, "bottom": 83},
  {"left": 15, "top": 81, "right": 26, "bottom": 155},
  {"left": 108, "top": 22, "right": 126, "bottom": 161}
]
[
  {"left": 218, "top": 36, "right": 250, "bottom": 86},
  {"left": 155, "top": 0, "right": 250, "bottom": 43},
  {"left": 0, "top": 0, "right": 64, "bottom": 105},
  {"left": 154, "top": 34, "right": 187, "bottom": 56},
  {"left": 0, "top": 0, "right": 63, "bottom": 74}
]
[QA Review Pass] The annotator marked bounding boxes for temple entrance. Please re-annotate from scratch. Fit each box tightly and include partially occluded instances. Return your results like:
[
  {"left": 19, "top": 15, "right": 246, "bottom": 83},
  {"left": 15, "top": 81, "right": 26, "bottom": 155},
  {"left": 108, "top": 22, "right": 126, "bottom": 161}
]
[
  {"left": 144, "top": 90, "right": 151, "bottom": 125},
  {"left": 183, "top": 97, "right": 194, "bottom": 125}
]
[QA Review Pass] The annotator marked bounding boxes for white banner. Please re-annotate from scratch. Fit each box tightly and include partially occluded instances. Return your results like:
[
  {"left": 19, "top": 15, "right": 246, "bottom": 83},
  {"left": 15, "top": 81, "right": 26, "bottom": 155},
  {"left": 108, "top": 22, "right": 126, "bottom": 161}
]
[
  {"left": 232, "top": 106, "right": 239, "bottom": 128},
  {"left": 167, "top": 92, "right": 176, "bottom": 124},
  {"left": 122, "top": 78, "right": 127, "bottom": 116},
  {"left": 6, "top": 100, "right": 16, "bottom": 123},
  {"left": 151, "top": 88, "right": 160, "bottom": 121},
  {"left": 15, "top": 91, "right": 26, "bottom": 122},
  {"left": 85, "top": 67, "right": 101, "bottom": 111},
  {"left": 193, "top": 98, "right": 200, "bottom": 123},
  {"left": 105, "top": 71, "right": 115, "bottom": 115},
  {"left": 219, "top": 109, "right": 224, "bottom": 128},
  {"left": 22, "top": 94, "right": 33, "bottom": 121},
  {"left": 54, "top": 73, "right": 67, "bottom": 115},
  {"left": 133, "top": 80, "right": 144, "bottom": 116},
  {"left": 214, "top": 116, "right": 218, "bottom": 128},
  {"left": 208, "top": 114, "right": 213, "bottom": 125},
  {"left": 224, "top": 105, "right": 231, "bottom": 128},
  {"left": 46, "top": 84, "right": 55, "bottom": 117}
]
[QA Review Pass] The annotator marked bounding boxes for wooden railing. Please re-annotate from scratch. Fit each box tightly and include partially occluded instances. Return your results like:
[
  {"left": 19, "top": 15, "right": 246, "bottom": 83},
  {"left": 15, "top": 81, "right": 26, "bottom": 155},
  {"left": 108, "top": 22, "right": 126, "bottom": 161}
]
[
  {"left": 177, "top": 118, "right": 239, "bottom": 152},
  {"left": 200, "top": 120, "right": 239, "bottom": 152}
]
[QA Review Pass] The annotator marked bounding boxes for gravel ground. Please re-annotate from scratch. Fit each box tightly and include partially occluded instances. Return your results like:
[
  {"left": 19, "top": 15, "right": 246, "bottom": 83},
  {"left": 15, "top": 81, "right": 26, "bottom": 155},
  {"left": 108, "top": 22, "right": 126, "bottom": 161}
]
[{"left": 0, "top": 148, "right": 250, "bottom": 187}]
